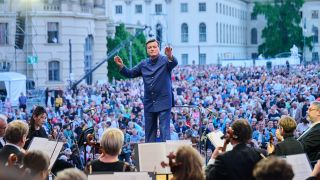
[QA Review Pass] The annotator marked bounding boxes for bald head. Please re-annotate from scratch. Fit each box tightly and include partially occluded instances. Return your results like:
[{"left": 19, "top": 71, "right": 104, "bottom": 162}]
[{"left": 0, "top": 114, "right": 8, "bottom": 137}]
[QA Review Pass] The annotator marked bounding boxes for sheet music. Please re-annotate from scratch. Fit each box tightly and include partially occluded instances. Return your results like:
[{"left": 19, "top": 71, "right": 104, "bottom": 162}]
[
  {"left": 207, "top": 131, "right": 233, "bottom": 151},
  {"left": 138, "top": 143, "right": 168, "bottom": 174},
  {"left": 285, "top": 154, "right": 312, "bottom": 180},
  {"left": 165, "top": 140, "right": 192, "bottom": 155},
  {"left": 27, "top": 137, "right": 64, "bottom": 169},
  {"left": 88, "top": 172, "right": 150, "bottom": 180}
]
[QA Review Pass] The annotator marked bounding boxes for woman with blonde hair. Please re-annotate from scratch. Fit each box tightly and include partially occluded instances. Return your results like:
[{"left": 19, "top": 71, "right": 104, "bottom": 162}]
[
  {"left": 86, "top": 128, "right": 131, "bottom": 173},
  {"left": 171, "top": 146, "right": 204, "bottom": 180}
]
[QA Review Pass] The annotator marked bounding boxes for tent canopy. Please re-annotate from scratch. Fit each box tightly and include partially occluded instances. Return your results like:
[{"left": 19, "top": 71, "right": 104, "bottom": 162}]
[{"left": 0, "top": 72, "right": 26, "bottom": 106}]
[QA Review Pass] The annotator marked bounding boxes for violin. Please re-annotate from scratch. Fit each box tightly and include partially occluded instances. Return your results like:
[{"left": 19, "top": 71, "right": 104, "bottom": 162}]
[
  {"left": 269, "top": 132, "right": 274, "bottom": 145},
  {"left": 221, "top": 127, "right": 235, "bottom": 152},
  {"left": 160, "top": 152, "right": 181, "bottom": 174},
  {"left": 84, "top": 133, "right": 102, "bottom": 157}
]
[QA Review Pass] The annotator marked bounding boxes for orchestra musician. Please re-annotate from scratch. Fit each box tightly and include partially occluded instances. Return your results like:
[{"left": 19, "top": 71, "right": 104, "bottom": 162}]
[
  {"left": 0, "top": 114, "right": 8, "bottom": 149},
  {"left": 205, "top": 119, "right": 265, "bottom": 180},
  {"left": 24, "top": 106, "right": 48, "bottom": 149},
  {"left": 86, "top": 128, "right": 132, "bottom": 173},
  {"left": 298, "top": 100, "right": 320, "bottom": 162},
  {"left": 22, "top": 150, "right": 50, "bottom": 180},
  {"left": 267, "top": 116, "right": 304, "bottom": 156},
  {"left": 0, "top": 120, "right": 28, "bottom": 165},
  {"left": 162, "top": 145, "right": 204, "bottom": 180}
]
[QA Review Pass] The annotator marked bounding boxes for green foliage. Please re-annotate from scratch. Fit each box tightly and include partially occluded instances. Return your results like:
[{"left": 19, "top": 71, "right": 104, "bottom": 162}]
[
  {"left": 107, "top": 24, "right": 147, "bottom": 81},
  {"left": 253, "top": 0, "right": 312, "bottom": 57}
]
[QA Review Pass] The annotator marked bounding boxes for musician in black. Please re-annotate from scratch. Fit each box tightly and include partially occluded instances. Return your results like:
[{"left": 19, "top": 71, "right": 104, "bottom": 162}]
[
  {"left": 86, "top": 128, "right": 131, "bottom": 173},
  {"left": 267, "top": 116, "right": 304, "bottom": 156},
  {"left": 24, "top": 106, "right": 48, "bottom": 149},
  {"left": 205, "top": 119, "right": 264, "bottom": 180},
  {"left": 0, "top": 120, "right": 29, "bottom": 165}
]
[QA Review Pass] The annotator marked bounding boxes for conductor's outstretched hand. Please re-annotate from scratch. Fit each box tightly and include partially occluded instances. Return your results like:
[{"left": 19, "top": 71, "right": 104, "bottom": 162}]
[
  {"left": 114, "top": 56, "right": 124, "bottom": 69},
  {"left": 165, "top": 46, "right": 173, "bottom": 60}
]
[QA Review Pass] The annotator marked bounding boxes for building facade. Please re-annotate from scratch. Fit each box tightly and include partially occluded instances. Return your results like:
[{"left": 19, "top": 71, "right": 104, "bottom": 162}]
[
  {"left": 107, "top": 0, "right": 319, "bottom": 65},
  {"left": 0, "top": 0, "right": 108, "bottom": 88}
]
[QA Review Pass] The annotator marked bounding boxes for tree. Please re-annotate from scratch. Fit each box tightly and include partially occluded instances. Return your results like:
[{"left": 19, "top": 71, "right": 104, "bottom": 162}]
[
  {"left": 107, "top": 24, "right": 147, "bottom": 81},
  {"left": 252, "top": 0, "right": 312, "bottom": 57}
]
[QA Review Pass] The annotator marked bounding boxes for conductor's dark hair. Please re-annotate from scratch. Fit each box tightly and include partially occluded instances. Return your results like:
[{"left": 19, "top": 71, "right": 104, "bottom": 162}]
[{"left": 146, "top": 39, "right": 160, "bottom": 46}]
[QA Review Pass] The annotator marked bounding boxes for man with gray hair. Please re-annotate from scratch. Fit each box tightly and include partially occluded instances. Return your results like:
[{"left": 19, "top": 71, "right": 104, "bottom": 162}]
[
  {"left": 0, "top": 114, "right": 7, "bottom": 149},
  {"left": 298, "top": 100, "right": 320, "bottom": 162}
]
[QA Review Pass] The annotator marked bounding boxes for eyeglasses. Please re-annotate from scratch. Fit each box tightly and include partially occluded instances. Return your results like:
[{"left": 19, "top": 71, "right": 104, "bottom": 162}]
[{"left": 0, "top": 126, "right": 6, "bottom": 130}]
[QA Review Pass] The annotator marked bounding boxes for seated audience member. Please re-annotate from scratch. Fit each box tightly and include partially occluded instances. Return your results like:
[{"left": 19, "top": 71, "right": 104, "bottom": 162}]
[
  {"left": 253, "top": 157, "right": 294, "bottom": 180},
  {"left": 22, "top": 150, "right": 50, "bottom": 180},
  {"left": 171, "top": 145, "right": 204, "bottom": 180},
  {"left": 55, "top": 168, "right": 87, "bottom": 180},
  {"left": 0, "top": 120, "right": 28, "bottom": 165},
  {"left": 268, "top": 116, "right": 304, "bottom": 156},
  {"left": 205, "top": 119, "right": 263, "bottom": 180},
  {"left": 86, "top": 128, "right": 131, "bottom": 173}
]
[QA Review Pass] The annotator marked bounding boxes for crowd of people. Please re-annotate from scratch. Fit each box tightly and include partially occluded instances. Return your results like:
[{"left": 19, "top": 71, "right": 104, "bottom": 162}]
[{"left": 0, "top": 62, "right": 319, "bottom": 179}]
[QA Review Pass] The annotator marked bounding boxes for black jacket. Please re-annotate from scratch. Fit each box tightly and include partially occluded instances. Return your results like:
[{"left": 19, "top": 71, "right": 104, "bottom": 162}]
[
  {"left": 206, "top": 143, "right": 263, "bottom": 180},
  {"left": 0, "top": 144, "right": 24, "bottom": 165},
  {"left": 299, "top": 123, "right": 320, "bottom": 162},
  {"left": 273, "top": 136, "right": 304, "bottom": 156}
]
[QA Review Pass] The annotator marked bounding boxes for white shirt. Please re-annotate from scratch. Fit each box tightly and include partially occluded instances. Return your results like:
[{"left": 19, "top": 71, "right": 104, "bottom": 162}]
[{"left": 0, "top": 137, "right": 5, "bottom": 147}]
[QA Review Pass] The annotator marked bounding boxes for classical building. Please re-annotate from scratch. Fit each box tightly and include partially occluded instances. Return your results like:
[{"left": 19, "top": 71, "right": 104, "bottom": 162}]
[
  {"left": 107, "top": 0, "right": 319, "bottom": 65},
  {"left": 0, "top": 0, "right": 109, "bottom": 88}
]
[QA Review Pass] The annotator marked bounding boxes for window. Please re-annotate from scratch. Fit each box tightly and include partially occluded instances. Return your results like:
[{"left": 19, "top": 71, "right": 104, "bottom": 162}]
[
  {"left": 216, "top": 23, "right": 219, "bottom": 43},
  {"left": 199, "top": 23, "right": 206, "bottom": 42},
  {"left": 223, "top": 5, "right": 225, "bottom": 15},
  {"left": 252, "top": 53, "right": 258, "bottom": 60},
  {"left": 84, "top": 35, "right": 93, "bottom": 85},
  {"left": 0, "top": 23, "right": 8, "bottom": 45},
  {"left": 251, "top": 28, "right": 257, "bottom": 44},
  {"left": 180, "top": 3, "right": 188, "bottom": 13},
  {"left": 199, "top": 2, "right": 206, "bottom": 12},
  {"left": 312, "top": 10, "right": 319, "bottom": 19},
  {"left": 216, "top": 3, "right": 218, "bottom": 13},
  {"left": 181, "top": 54, "right": 188, "bottom": 65},
  {"left": 47, "top": 22, "right": 59, "bottom": 44},
  {"left": 313, "top": 26, "right": 318, "bottom": 43},
  {"left": 251, "top": 13, "right": 257, "bottom": 20},
  {"left": 115, "top": 5, "right": 122, "bottom": 14},
  {"left": 48, "top": 61, "right": 60, "bottom": 81},
  {"left": 0, "top": 61, "right": 10, "bottom": 72},
  {"left": 155, "top": 4, "right": 162, "bottom": 14},
  {"left": 181, "top": 23, "right": 188, "bottom": 42},
  {"left": 312, "top": 52, "right": 319, "bottom": 61},
  {"left": 135, "top": 4, "right": 142, "bottom": 14},
  {"left": 199, "top": 53, "right": 206, "bottom": 65}
]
